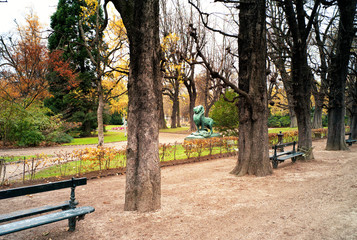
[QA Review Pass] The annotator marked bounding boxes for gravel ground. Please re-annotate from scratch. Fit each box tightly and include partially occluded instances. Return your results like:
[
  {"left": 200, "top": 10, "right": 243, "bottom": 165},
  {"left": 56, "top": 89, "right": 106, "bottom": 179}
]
[{"left": 1, "top": 138, "right": 356, "bottom": 240}]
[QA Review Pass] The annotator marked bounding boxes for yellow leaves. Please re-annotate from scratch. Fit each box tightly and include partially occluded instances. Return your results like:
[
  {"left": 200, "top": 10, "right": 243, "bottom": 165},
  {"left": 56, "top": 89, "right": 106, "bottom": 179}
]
[
  {"left": 80, "top": 0, "right": 99, "bottom": 19},
  {"left": 161, "top": 33, "right": 179, "bottom": 52}
]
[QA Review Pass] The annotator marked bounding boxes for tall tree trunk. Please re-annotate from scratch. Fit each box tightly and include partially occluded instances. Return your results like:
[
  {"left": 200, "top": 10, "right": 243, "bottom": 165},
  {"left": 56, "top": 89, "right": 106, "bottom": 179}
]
[
  {"left": 351, "top": 80, "right": 357, "bottom": 139},
  {"left": 111, "top": 0, "right": 161, "bottom": 212},
  {"left": 176, "top": 98, "right": 181, "bottom": 127},
  {"left": 326, "top": 0, "right": 356, "bottom": 150},
  {"left": 158, "top": 78, "right": 167, "bottom": 129},
  {"left": 171, "top": 100, "right": 177, "bottom": 128},
  {"left": 312, "top": 102, "right": 323, "bottom": 129},
  {"left": 351, "top": 102, "right": 357, "bottom": 139},
  {"left": 97, "top": 83, "right": 105, "bottom": 147},
  {"left": 230, "top": 0, "right": 272, "bottom": 177},
  {"left": 184, "top": 66, "right": 197, "bottom": 132}
]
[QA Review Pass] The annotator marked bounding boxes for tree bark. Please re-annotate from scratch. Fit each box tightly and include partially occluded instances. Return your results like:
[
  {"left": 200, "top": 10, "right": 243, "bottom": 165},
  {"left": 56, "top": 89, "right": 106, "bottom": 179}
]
[
  {"left": 312, "top": 103, "right": 323, "bottom": 129},
  {"left": 158, "top": 78, "right": 167, "bottom": 129},
  {"left": 326, "top": 0, "right": 356, "bottom": 150},
  {"left": 97, "top": 83, "right": 105, "bottom": 147},
  {"left": 184, "top": 66, "right": 197, "bottom": 132},
  {"left": 351, "top": 80, "right": 357, "bottom": 139},
  {"left": 230, "top": 0, "right": 272, "bottom": 177},
  {"left": 111, "top": 0, "right": 161, "bottom": 212}
]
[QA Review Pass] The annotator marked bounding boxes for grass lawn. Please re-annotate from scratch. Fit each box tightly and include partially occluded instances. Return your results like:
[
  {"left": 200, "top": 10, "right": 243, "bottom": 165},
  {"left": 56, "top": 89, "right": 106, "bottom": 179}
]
[
  {"left": 268, "top": 127, "right": 298, "bottom": 133},
  {"left": 159, "top": 127, "right": 190, "bottom": 133},
  {"left": 63, "top": 131, "right": 127, "bottom": 146}
]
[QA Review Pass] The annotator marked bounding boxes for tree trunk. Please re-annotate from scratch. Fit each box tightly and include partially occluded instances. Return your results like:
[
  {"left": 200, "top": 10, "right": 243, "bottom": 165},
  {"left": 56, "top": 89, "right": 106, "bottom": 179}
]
[
  {"left": 290, "top": 49, "right": 313, "bottom": 158},
  {"left": 289, "top": 107, "right": 298, "bottom": 128},
  {"left": 326, "top": 0, "right": 356, "bottom": 150},
  {"left": 158, "top": 78, "right": 167, "bottom": 129},
  {"left": 184, "top": 67, "right": 197, "bottom": 132},
  {"left": 351, "top": 80, "right": 357, "bottom": 139},
  {"left": 230, "top": 0, "right": 272, "bottom": 177},
  {"left": 351, "top": 101, "right": 357, "bottom": 139},
  {"left": 312, "top": 104, "right": 323, "bottom": 129},
  {"left": 170, "top": 79, "right": 180, "bottom": 128},
  {"left": 176, "top": 98, "right": 181, "bottom": 127},
  {"left": 97, "top": 83, "right": 104, "bottom": 147},
  {"left": 170, "top": 100, "right": 177, "bottom": 128},
  {"left": 111, "top": 0, "right": 161, "bottom": 212}
]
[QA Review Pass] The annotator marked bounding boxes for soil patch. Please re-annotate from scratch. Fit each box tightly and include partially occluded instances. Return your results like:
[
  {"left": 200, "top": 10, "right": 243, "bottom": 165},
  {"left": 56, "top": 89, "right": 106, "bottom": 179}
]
[{"left": 1, "top": 139, "right": 356, "bottom": 240}]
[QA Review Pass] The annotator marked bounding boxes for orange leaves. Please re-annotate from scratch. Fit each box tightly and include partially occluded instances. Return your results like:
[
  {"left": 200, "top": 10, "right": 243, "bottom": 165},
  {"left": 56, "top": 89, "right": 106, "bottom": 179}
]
[
  {"left": 48, "top": 50, "right": 79, "bottom": 90},
  {"left": 0, "top": 13, "right": 50, "bottom": 108}
]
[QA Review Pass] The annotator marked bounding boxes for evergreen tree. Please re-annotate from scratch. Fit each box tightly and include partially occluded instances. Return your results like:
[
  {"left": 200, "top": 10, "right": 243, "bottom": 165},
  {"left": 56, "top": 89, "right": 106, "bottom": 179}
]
[{"left": 45, "top": 0, "right": 98, "bottom": 137}]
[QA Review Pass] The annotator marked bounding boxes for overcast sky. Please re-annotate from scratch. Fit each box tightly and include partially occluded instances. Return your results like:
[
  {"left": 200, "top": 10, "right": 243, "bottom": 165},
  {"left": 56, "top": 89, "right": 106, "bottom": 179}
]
[{"left": 0, "top": 0, "right": 58, "bottom": 35}]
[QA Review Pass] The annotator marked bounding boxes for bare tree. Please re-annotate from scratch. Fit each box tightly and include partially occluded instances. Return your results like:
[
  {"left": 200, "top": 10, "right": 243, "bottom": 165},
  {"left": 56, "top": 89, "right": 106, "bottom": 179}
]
[
  {"left": 326, "top": 0, "right": 356, "bottom": 150},
  {"left": 190, "top": 0, "right": 272, "bottom": 176}
]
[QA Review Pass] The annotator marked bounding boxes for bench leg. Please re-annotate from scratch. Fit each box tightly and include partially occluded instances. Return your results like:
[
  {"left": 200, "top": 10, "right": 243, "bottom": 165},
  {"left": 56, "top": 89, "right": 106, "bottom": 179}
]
[
  {"left": 272, "top": 159, "right": 278, "bottom": 169},
  {"left": 292, "top": 157, "right": 296, "bottom": 163},
  {"left": 68, "top": 217, "right": 76, "bottom": 231}
]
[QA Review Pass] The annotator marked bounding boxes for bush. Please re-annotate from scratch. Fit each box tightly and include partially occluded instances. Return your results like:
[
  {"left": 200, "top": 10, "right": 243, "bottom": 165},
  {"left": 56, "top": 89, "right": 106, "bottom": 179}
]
[
  {"left": 17, "top": 130, "right": 45, "bottom": 147},
  {"left": 46, "top": 131, "right": 73, "bottom": 143},
  {"left": 210, "top": 90, "right": 239, "bottom": 136},
  {"left": 268, "top": 115, "right": 290, "bottom": 127},
  {"left": 109, "top": 112, "right": 124, "bottom": 125}
]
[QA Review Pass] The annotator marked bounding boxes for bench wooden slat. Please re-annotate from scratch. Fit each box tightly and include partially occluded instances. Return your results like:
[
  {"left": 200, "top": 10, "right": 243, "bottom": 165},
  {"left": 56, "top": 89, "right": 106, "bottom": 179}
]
[
  {"left": 269, "top": 151, "right": 294, "bottom": 160},
  {"left": 277, "top": 152, "right": 304, "bottom": 161},
  {"left": 0, "top": 206, "right": 95, "bottom": 236},
  {"left": 0, "top": 178, "right": 87, "bottom": 199},
  {"left": 0, "top": 201, "right": 71, "bottom": 223}
]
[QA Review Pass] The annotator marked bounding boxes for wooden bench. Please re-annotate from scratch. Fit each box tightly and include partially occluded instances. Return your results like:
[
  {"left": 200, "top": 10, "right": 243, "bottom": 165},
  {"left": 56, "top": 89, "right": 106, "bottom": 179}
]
[
  {"left": 346, "top": 133, "right": 357, "bottom": 146},
  {"left": 0, "top": 177, "right": 94, "bottom": 236},
  {"left": 269, "top": 141, "right": 304, "bottom": 169}
]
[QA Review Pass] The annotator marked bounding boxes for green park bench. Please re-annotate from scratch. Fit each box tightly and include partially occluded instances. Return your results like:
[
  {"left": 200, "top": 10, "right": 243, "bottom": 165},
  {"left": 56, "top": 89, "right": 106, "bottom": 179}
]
[
  {"left": 345, "top": 133, "right": 357, "bottom": 146},
  {"left": 0, "top": 177, "right": 94, "bottom": 236},
  {"left": 269, "top": 141, "right": 304, "bottom": 169}
]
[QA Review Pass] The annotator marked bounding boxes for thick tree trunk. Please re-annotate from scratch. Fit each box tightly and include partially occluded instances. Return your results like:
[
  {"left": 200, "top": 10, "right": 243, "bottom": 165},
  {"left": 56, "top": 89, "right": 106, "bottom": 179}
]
[
  {"left": 326, "top": 0, "right": 356, "bottom": 150},
  {"left": 97, "top": 83, "right": 104, "bottom": 147},
  {"left": 112, "top": 0, "right": 161, "bottom": 212},
  {"left": 230, "top": 0, "right": 272, "bottom": 177},
  {"left": 289, "top": 107, "right": 298, "bottom": 128}
]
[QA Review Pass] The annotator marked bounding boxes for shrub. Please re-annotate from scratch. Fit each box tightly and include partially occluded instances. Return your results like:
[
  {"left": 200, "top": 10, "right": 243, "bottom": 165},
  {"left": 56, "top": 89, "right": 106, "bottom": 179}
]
[
  {"left": 18, "top": 130, "right": 45, "bottom": 147},
  {"left": 46, "top": 131, "right": 73, "bottom": 143},
  {"left": 210, "top": 90, "right": 239, "bottom": 136}
]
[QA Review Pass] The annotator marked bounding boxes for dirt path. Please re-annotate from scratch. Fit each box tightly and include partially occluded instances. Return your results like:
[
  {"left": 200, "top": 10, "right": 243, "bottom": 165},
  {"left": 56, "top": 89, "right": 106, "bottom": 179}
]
[
  {"left": 1, "top": 139, "right": 356, "bottom": 240},
  {"left": 0, "top": 132, "right": 187, "bottom": 157}
]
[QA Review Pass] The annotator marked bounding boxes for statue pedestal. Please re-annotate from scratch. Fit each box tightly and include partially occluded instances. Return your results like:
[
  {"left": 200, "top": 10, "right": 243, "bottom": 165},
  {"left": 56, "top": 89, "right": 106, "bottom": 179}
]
[{"left": 184, "top": 132, "right": 222, "bottom": 141}]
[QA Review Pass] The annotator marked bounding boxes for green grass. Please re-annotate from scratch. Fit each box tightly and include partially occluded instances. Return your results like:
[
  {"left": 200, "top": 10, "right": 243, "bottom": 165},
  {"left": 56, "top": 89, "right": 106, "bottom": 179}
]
[
  {"left": 1, "top": 155, "right": 41, "bottom": 163},
  {"left": 159, "top": 127, "right": 189, "bottom": 133},
  {"left": 63, "top": 131, "right": 127, "bottom": 146},
  {"left": 268, "top": 127, "right": 298, "bottom": 133}
]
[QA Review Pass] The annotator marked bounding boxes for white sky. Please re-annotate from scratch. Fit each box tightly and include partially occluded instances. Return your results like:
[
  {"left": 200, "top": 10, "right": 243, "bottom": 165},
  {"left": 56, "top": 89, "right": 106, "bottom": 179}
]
[{"left": 0, "top": 0, "right": 58, "bottom": 35}]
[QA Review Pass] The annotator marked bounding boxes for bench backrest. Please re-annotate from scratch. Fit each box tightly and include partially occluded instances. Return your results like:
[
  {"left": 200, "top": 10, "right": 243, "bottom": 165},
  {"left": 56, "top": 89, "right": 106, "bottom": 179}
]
[
  {"left": 272, "top": 141, "right": 297, "bottom": 153},
  {"left": 0, "top": 178, "right": 87, "bottom": 200}
]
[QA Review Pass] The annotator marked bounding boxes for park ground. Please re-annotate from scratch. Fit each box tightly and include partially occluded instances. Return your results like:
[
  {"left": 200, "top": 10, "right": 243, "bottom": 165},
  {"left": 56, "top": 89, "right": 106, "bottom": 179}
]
[{"left": 0, "top": 138, "right": 357, "bottom": 240}]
